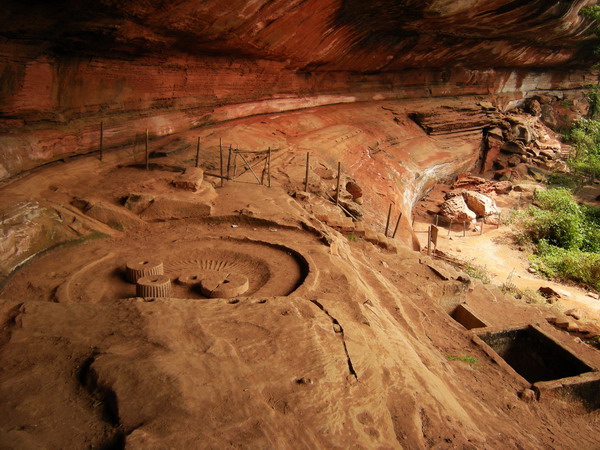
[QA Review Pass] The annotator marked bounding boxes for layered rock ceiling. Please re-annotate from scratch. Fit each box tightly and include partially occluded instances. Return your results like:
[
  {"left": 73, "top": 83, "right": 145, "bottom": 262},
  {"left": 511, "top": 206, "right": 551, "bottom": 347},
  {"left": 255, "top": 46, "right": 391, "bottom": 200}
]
[
  {"left": 0, "top": 0, "right": 598, "bottom": 178},
  {"left": 3, "top": 2, "right": 600, "bottom": 448}
]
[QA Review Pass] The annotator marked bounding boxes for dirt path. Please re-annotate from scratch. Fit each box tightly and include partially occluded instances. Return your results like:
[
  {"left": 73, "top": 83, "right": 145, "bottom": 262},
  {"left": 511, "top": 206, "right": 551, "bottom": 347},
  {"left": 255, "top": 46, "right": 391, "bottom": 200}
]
[{"left": 414, "top": 195, "right": 600, "bottom": 324}]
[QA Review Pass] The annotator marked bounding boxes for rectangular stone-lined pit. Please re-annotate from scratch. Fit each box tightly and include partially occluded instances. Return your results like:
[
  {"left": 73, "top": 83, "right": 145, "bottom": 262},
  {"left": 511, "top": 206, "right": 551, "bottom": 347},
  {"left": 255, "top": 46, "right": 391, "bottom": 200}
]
[
  {"left": 478, "top": 326, "right": 593, "bottom": 384},
  {"left": 536, "top": 372, "right": 600, "bottom": 412},
  {"left": 451, "top": 304, "right": 487, "bottom": 330}
]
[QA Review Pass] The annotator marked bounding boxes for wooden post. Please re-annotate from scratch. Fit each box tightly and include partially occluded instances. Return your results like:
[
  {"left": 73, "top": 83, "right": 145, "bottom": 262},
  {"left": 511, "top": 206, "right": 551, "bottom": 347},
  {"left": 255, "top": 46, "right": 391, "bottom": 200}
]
[
  {"left": 304, "top": 152, "right": 310, "bottom": 192},
  {"left": 463, "top": 221, "right": 466, "bottom": 237},
  {"left": 220, "top": 145, "right": 224, "bottom": 187},
  {"left": 99, "top": 121, "right": 104, "bottom": 161},
  {"left": 384, "top": 204, "right": 392, "bottom": 237},
  {"left": 335, "top": 162, "right": 341, "bottom": 206},
  {"left": 227, "top": 144, "right": 232, "bottom": 179},
  {"left": 145, "top": 128, "right": 149, "bottom": 170},
  {"left": 448, "top": 220, "right": 452, "bottom": 236},
  {"left": 427, "top": 226, "right": 432, "bottom": 256},
  {"left": 261, "top": 151, "right": 268, "bottom": 184},
  {"left": 267, "top": 147, "right": 272, "bottom": 187},
  {"left": 391, "top": 213, "right": 402, "bottom": 239},
  {"left": 233, "top": 151, "right": 238, "bottom": 179},
  {"left": 195, "top": 137, "right": 201, "bottom": 168},
  {"left": 435, "top": 214, "right": 439, "bottom": 226}
]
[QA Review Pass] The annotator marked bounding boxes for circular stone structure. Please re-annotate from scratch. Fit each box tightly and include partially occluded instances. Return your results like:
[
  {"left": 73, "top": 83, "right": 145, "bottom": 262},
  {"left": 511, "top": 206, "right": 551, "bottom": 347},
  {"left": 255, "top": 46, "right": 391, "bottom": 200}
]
[
  {"left": 199, "top": 272, "right": 250, "bottom": 298},
  {"left": 126, "top": 259, "right": 164, "bottom": 283},
  {"left": 177, "top": 271, "right": 203, "bottom": 286},
  {"left": 2, "top": 225, "right": 310, "bottom": 303},
  {"left": 136, "top": 274, "right": 172, "bottom": 297}
]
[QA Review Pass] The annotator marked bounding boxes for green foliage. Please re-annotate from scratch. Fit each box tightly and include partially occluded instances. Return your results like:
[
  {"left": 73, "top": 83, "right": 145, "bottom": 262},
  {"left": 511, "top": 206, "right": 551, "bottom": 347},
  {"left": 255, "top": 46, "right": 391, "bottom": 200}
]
[
  {"left": 447, "top": 355, "right": 478, "bottom": 367},
  {"left": 547, "top": 172, "right": 581, "bottom": 190},
  {"left": 567, "top": 118, "right": 600, "bottom": 179},
  {"left": 463, "top": 261, "right": 491, "bottom": 284},
  {"left": 532, "top": 241, "right": 600, "bottom": 290},
  {"left": 501, "top": 273, "right": 546, "bottom": 304},
  {"left": 524, "top": 188, "right": 584, "bottom": 250},
  {"left": 586, "top": 84, "right": 600, "bottom": 119},
  {"left": 581, "top": 5, "right": 600, "bottom": 61},
  {"left": 581, "top": 5, "right": 600, "bottom": 39},
  {"left": 517, "top": 188, "right": 600, "bottom": 290}
]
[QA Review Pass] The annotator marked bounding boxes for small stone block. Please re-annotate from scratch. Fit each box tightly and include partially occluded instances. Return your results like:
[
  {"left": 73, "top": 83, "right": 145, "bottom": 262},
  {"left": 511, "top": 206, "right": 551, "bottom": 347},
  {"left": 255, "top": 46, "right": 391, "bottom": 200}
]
[{"left": 173, "top": 168, "right": 204, "bottom": 191}]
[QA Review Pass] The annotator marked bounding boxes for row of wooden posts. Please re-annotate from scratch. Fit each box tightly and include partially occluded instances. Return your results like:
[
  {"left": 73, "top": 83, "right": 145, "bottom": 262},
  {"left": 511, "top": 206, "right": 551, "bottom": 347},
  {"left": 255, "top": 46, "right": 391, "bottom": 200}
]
[{"left": 96, "top": 122, "right": 401, "bottom": 238}]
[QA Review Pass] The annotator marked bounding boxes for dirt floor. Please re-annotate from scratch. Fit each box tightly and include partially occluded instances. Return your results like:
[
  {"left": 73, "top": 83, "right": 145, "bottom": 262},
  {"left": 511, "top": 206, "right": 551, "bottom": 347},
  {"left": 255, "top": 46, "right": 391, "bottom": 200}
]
[{"left": 1, "top": 104, "right": 600, "bottom": 448}]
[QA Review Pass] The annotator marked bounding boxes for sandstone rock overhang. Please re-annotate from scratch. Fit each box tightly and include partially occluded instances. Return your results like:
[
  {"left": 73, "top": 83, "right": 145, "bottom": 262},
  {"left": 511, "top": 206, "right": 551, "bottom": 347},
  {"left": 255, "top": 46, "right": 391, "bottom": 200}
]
[{"left": 0, "top": 0, "right": 597, "bottom": 71}]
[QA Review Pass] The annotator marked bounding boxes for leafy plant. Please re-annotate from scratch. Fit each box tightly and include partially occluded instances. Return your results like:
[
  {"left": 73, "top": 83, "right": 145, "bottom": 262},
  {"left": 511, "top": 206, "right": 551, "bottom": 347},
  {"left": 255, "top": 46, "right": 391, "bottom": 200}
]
[
  {"left": 447, "top": 355, "right": 478, "bottom": 367},
  {"left": 463, "top": 261, "right": 491, "bottom": 284},
  {"left": 515, "top": 188, "right": 600, "bottom": 290}
]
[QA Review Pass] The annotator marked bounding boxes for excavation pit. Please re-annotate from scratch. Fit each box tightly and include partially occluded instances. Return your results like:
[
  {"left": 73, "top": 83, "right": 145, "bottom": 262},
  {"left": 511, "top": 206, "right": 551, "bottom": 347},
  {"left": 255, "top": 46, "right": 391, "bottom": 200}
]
[
  {"left": 450, "top": 304, "right": 487, "bottom": 330},
  {"left": 535, "top": 373, "right": 600, "bottom": 412},
  {"left": 478, "top": 326, "right": 594, "bottom": 384}
]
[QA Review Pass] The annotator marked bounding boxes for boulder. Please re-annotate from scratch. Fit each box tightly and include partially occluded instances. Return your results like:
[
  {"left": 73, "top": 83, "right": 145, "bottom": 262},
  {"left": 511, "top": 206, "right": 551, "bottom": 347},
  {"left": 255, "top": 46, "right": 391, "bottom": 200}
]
[
  {"left": 507, "top": 155, "right": 521, "bottom": 167},
  {"left": 72, "top": 198, "right": 144, "bottom": 230},
  {"left": 493, "top": 181, "right": 513, "bottom": 195},
  {"left": 439, "top": 196, "right": 477, "bottom": 222},
  {"left": 502, "top": 141, "right": 527, "bottom": 155},
  {"left": 123, "top": 193, "right": 212, "bottom": 220},
  {"left": 345, "top": 181, "right": 363, "bottom": 200},
  {"left": 565, "top": 308, "right": 584, "bottom": 321},
  {"left": 462, "top": 191, "right": 499, "bottom": 217},
  {"left": 528, "top": 99, "right": 542, "bottom": 117},
  {"left": 173, "top": 168, "right": 204, "bottom": 191},
  {"left": 538, "top": 286, "right": 561, "bottom": 300}
]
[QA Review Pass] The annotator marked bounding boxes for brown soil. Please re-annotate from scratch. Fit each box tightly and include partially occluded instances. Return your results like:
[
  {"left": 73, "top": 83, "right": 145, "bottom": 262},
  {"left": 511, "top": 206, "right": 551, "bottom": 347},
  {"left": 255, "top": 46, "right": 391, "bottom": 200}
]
[{"left": 1, "top": 112, "right": 600, "bottom": 448}]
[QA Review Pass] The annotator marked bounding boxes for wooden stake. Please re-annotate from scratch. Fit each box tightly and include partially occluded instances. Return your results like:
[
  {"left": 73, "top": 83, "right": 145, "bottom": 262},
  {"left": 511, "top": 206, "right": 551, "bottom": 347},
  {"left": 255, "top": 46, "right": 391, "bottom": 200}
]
[
  {"left": 195, "top": 137, "right": 201, "bottom": 168},
  {"left": 448, "top": 220, "right": 452, "bottom": 236},
  {"left": 227, "top": 144, "right": 232, "bottom": 179},
  {"left": 335, "top": 162, "right": 341, "bottom": 206},
  {"left": 391, "top": 213, "right": 402, "bottom": 239},
  {"left": 233, "top": 152, "right": 238, "bottom": 179},
  {"left": 384, "top": 204, "right": 392, "bottom": 237},
  {"left": 463, "top": 221, "right": 466, "bottom": 237},
  {"left": 435, "top": 214, "right": 439, "bottom": 226},
  {"left": 220, "top": 145, "right": 224, "bottom": 187},
  {"left": 304, "top": 152, "right": 310, "bottom": 192},
  {"left": 145, "top": 128, "right": 149, "bottom": 170},
  {"left": 261, "top": 151, "right": 268, "bottom": 185},
  {"left": 99, "top": 121, "right": 104, "bottom": 161},
  {"left": 427, "top": 226, "right": 432, "bottom": 256},
  {"left": 267, "top": 147, "right": 272, "bottom": 187}
]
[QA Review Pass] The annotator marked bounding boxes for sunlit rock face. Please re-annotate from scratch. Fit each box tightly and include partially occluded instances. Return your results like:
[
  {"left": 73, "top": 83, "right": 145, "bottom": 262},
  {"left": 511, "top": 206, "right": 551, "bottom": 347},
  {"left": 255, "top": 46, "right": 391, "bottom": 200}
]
[{"left": 0, "top": 0, "right": 597, "bottom": 177}]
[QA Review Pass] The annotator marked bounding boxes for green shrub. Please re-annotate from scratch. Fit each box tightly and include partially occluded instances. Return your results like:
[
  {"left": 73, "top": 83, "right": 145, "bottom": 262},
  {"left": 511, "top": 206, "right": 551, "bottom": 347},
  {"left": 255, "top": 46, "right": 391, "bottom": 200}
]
[
  {"left": 547, "top": 172, "right": 581, "bottom": 190},
  {"left": 463, "top": 262, "right": 491, "bottom": 284},
  {"left": 532, "top": 240, "right": 600, "bottom": 290},
  {"left": 524, "top": 189, "right": 584, "bottom": 250},
  {"left": 567, "top": 118, "right": 600, "bottom": 179},
  {"left": 516, "top": 188, "right": 600, "bottom": 290}
]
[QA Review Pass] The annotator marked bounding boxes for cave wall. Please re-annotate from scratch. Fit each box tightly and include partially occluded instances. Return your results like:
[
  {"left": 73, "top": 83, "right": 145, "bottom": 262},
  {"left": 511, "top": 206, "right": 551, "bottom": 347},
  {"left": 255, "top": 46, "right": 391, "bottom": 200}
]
[{"left": 0, "top": 0, "right": 598, "bottom": 179}]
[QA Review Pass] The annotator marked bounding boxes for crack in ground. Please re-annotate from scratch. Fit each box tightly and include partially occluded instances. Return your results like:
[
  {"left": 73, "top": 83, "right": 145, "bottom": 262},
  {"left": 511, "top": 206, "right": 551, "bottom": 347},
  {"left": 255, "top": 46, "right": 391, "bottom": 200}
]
[
  {"left": 310, "top": 299, "right": 358, "bottom": 379},
  {"left": 0, "top": 302, "right": 23, "bottom": 350},
  {"left": 78, "top": 353, "right": 125, "bottom": 449}
]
